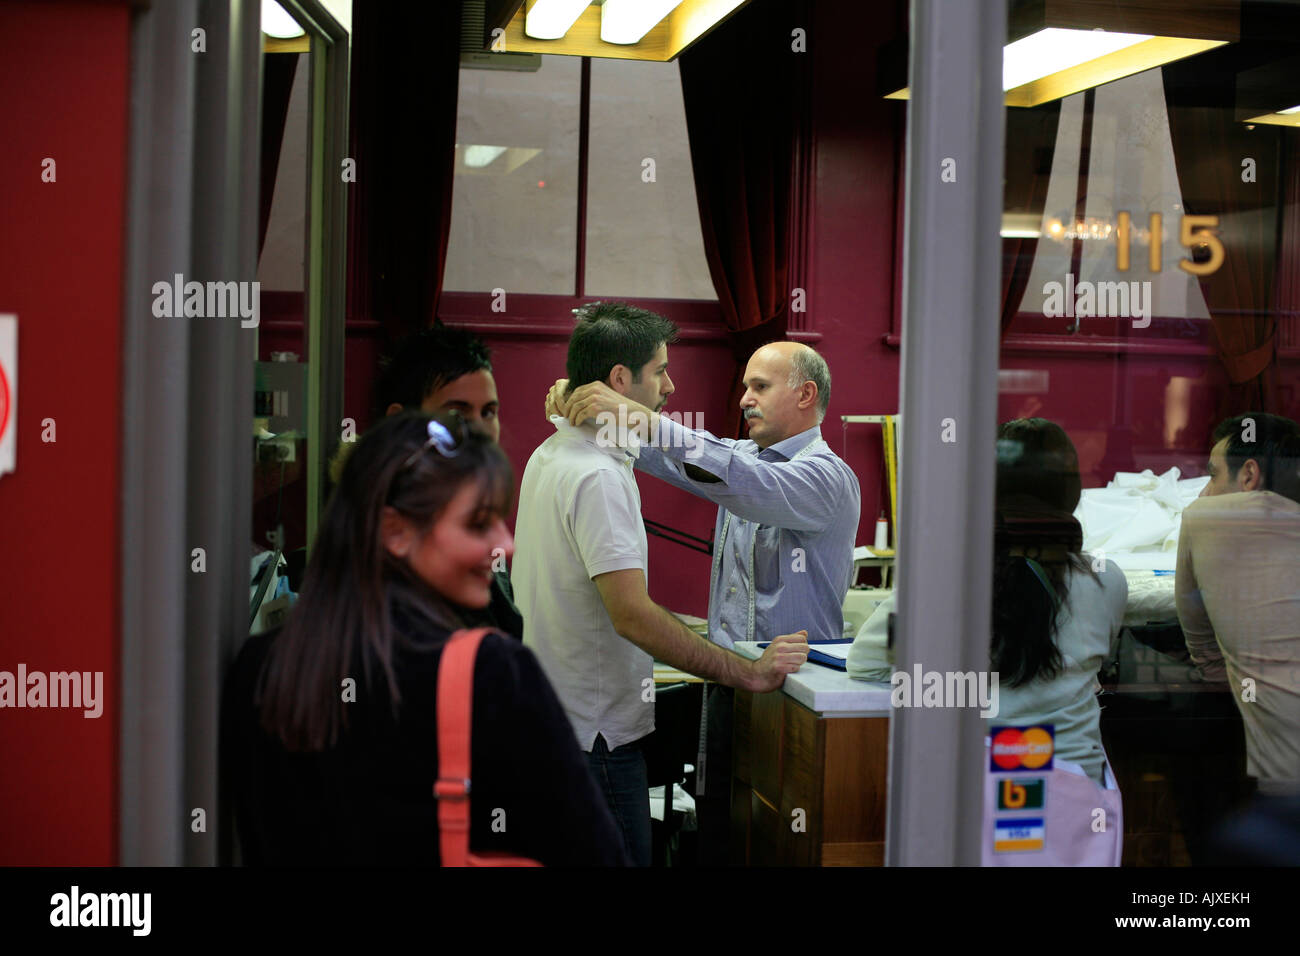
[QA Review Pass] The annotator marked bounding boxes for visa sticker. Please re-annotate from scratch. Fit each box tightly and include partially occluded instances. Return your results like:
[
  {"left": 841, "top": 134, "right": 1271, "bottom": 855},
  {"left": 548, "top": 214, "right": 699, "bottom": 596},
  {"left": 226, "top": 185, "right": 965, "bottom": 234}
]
[{"left": 994, "top": 817, "right": 1045, "bottom": 852}]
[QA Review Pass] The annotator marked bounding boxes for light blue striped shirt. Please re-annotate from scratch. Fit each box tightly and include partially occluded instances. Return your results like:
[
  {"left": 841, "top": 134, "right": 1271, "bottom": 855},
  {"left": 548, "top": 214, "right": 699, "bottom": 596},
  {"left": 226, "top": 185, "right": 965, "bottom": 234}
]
[{"left": 634, "top": 417, "right": 860, "bottom": 648}]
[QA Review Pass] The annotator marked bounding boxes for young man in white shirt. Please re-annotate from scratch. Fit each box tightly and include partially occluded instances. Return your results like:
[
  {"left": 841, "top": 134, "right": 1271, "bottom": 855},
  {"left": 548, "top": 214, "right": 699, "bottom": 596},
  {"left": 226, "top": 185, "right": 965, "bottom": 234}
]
[{"left": 512, "top": 302, "right": 809, "bottom": 866}]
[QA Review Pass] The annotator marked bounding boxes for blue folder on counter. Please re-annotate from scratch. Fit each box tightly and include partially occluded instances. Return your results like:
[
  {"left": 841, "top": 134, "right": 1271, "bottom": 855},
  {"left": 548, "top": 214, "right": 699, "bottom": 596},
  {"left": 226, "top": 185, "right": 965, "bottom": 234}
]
[{"left": 756, "top": 638, "right": 854, "bottom": 671}]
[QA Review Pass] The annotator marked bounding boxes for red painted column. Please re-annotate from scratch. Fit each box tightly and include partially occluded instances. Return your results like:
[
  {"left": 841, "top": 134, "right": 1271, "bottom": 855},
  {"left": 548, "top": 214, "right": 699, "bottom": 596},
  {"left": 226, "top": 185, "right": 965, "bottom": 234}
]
[{"left": 0, "top": 0, "right": 132, "bottom": 865}]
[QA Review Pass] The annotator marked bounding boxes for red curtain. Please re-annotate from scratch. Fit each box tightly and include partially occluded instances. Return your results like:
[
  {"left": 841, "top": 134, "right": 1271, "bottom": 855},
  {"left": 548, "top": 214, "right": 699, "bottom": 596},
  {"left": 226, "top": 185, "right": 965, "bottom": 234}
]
[
  {"left": 1275, "top": 130, "right": 1300, "bottom": 361},
  {"left": 679, "top": 0, "right": 805, "bottom": 439},
  {"left": 347, "top": 2, "right": 462, "bottom": 347},
  {"left": 1165, "top": 95, "right": 1280, "bottom": 414},
  {"left": 1001, "top": 104, "right": 1061, "bottom": 336}
]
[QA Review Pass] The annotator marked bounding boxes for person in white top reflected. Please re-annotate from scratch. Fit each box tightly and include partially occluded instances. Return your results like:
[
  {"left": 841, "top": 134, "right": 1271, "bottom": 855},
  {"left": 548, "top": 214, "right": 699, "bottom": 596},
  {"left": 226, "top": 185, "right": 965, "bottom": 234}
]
[
  {"left": 512, "top": 301, "right": 808, "bottom": 866},
  {"left": 989, "top": 419, "right": 1128, "bottom": 787},
  {"left": 1176, "top": 412, "right": 1300, "bottom": 796}
]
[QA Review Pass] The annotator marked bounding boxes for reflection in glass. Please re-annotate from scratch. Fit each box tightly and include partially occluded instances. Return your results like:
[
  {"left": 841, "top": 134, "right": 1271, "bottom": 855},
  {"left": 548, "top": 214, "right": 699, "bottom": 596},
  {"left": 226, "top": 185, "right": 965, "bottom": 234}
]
[
  {"left": 444, "top": 55, "right": 581, "bottom": 294},
  {"left": 585, "top": 58, "right": 714, "bottom": 299}
]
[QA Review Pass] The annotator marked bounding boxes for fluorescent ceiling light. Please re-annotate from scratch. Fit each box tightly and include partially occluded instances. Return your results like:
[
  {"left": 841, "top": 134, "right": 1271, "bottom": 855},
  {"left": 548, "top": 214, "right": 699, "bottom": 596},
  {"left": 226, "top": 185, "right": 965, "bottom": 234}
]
[
  {"left": 262, "top": 1, "right": 305, "bottom": 38},
  {"left": 525, "top": 0, "right": 592, "bottom": 40},
  {"left": 1002, "top": 29, "right": 1150, "bottom": 91},
  {"left": 503, "top": 0, "right": 749, "bottom": 62},
  {"left": 1244, "top": 105, "right": 1300, "bottom": 128},
  {"left": 601, "top": 0, "right": 686, "bottom": 45},
  {"left": 463, "top": 145, "right": 508, "bottom": 168},
  {"left": 886, "top": 29, "right": 1226, "bottom": 108}
]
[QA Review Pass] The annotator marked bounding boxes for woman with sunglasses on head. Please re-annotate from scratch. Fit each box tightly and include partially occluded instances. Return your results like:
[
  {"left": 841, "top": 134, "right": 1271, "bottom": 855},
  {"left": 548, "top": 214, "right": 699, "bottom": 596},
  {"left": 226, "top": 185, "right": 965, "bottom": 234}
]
[{"left": 223, "top": 411, "right": 628, "bottom": 865}]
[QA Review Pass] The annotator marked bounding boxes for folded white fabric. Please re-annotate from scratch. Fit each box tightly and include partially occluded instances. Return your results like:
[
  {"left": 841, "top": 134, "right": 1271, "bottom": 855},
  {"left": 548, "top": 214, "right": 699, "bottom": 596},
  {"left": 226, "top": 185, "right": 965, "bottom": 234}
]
[{"left": 1075, "top": 467, "right": 1209, "bottom": 572}]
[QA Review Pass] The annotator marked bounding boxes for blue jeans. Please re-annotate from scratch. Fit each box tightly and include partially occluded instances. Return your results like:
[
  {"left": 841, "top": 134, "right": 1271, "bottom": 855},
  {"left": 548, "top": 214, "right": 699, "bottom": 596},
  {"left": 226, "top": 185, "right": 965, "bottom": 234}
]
[{"left": 586, "top": 733, "right": 652, "bottom": 867}]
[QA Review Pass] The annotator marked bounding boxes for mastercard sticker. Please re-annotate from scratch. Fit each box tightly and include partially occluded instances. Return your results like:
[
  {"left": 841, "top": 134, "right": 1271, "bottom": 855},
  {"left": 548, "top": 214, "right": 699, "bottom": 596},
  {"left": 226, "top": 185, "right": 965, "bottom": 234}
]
[{"left": 989, "top": 725, "right": 1054, "bottom": 772}]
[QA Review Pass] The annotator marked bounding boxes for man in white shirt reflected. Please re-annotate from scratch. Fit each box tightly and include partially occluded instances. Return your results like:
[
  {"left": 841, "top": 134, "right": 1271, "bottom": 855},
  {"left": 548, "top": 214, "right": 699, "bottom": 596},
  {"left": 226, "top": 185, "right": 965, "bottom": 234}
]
[{"left": 1176, "top": 412, "right": 1300, "bottom": 796}]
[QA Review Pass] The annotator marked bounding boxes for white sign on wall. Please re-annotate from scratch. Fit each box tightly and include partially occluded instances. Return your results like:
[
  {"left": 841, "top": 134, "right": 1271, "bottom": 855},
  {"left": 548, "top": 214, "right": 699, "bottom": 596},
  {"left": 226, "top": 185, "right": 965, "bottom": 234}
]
[{"left": 0, "top": 315, "right": 16, "bottom": 477}]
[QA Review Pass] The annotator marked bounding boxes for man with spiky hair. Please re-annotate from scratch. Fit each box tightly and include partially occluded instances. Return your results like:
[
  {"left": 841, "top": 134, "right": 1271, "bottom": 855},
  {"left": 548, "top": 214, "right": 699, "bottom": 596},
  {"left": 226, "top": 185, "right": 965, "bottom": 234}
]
[
  {"left": 369, "top": 323, "right": 519, "bottom": 639},
  {"left": 373, "top": 322, "right": 500, "bottom": 439}
]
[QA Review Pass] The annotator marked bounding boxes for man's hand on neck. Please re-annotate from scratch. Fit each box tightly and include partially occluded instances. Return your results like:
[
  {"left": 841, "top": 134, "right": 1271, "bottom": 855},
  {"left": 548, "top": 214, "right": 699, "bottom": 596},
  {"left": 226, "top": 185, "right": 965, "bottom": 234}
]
[{"left": 563, "top": 380, "right": 657, "bottom": 445}]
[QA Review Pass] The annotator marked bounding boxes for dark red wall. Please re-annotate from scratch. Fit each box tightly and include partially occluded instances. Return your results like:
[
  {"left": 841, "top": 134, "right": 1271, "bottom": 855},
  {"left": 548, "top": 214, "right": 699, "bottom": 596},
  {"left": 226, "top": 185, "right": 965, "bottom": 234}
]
[
  {"left": 804, "top": 0, "right": 904, "bottom": 533},
  {"left": 0, "top": 0, "right": 131, "bottom": 865},
  {"left": 334, "top": 0, "right": 1300, "bottom": 615},
  {"left": 330, "top": 2, "right": 911, "bottom": 618}
]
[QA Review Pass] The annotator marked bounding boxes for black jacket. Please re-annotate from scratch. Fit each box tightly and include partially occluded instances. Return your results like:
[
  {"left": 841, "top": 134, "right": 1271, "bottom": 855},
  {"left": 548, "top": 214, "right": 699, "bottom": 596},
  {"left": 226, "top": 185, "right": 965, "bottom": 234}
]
[
  {"left": 475, "top": 570, "right": 524, "bottom": 640},
  {"left": 221, "top": 611, "right": 626, "bottom": 866}
]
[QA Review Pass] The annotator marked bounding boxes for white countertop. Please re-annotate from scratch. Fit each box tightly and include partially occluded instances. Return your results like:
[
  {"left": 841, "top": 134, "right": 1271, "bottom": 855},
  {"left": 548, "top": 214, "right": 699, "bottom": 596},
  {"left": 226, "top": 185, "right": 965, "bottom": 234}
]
[{"left": 734, "top": 641, "right": 893, "bottom": 717}]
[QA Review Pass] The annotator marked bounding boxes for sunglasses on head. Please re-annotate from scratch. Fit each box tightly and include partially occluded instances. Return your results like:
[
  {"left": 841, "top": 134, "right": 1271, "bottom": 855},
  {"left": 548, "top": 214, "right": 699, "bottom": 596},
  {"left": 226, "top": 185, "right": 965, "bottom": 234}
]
[{"left": 402, "top": 417, "right": 466, "bottom": 469}]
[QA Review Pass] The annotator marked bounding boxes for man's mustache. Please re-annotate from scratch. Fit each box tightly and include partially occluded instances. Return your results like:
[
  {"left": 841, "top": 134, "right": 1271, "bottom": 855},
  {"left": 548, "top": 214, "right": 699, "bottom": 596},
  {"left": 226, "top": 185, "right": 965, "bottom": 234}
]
[{"left": 744, "top": 408, "right": 763, "bottom": 420}]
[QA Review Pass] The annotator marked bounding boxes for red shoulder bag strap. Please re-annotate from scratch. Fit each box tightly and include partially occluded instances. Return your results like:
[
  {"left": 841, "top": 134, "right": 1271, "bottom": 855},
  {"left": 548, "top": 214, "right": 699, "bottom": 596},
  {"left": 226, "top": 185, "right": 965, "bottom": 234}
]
[{"left": 434, "top": 627, "right": 492, "bottom": 868}]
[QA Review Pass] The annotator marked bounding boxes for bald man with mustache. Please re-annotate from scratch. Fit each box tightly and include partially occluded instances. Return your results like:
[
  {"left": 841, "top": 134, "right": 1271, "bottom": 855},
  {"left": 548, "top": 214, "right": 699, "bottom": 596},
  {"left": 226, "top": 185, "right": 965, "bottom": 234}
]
[{"left": 550, "top": 340, "right": 861, "bottom": 863}]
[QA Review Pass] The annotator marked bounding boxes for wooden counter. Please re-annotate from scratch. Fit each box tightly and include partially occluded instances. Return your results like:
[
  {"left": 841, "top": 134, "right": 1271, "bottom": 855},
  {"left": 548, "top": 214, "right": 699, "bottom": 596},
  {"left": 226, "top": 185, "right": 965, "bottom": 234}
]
[{"left": 730, "top": 643, "right": 891, "bottom": 866}]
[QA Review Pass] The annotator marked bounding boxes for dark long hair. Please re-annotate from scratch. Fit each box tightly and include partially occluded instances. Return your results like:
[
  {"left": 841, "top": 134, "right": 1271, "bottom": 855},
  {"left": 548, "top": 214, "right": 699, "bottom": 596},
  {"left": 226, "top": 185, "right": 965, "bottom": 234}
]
[
  {"left": 991, "top": 418, "right": 1094, "bottom": 688},
  {"left": 258, "top": 411, "right": 513, "bottom": 751}
]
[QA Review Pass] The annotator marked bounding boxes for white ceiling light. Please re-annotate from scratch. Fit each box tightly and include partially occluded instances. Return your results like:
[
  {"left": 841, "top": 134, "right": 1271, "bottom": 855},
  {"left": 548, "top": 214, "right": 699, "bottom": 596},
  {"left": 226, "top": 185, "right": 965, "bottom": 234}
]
[
  {"left": 524, "top": 0, "right": 593, "bottom": 40},
  {"left": 886, "top": 25, "right": 1225, "bottom": 108},
  {"left": 262, "top": 0, "right": 306, "bottom": 39},
  {"left": 600, "top": 0, "right": 685, "bottom": 45},
  {"left": 1002, "top": 28, "right": 1151, "bottom": 92},
  {"left": 1244, "top": 104, "right": 1300, "bottom": 127}
]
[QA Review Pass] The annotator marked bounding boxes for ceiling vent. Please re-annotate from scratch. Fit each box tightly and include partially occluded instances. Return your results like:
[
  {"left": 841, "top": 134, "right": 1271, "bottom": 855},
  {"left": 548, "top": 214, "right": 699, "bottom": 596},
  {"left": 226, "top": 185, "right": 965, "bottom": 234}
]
[{"left": 461, "top": 1, "right": 542, "bottom": 72}]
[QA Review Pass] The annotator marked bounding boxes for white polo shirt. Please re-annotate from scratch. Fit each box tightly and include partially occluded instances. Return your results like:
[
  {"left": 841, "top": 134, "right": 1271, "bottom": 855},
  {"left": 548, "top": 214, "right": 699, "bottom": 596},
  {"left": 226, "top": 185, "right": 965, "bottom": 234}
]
[{"left": 513, "top": 416, "right": 654, "bottom": 752}]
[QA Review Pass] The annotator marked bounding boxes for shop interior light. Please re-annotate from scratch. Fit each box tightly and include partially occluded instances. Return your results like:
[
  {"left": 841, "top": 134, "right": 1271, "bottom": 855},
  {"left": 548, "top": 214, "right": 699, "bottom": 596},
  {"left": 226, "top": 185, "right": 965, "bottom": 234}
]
[
  {"left": 886, "top": 29, "right": 1227, "bottom": 108},
  {"left": 262, "top": 0, "right": 305, "bottom": 39},
  {"left": 1243, "top": 103, "right": 1300, "bottom": 127},
  {"left": 1001, "top": 29, "right": 1151, "bottom": 91},
  {"left": 525, "top": 0, "right": 593, "bottom": 40},
  {"left": 499, "top": 0, "right": 749, "bottom": 62},
  {"left": 601, "top": 0, "right": 686, "bottom": 45}
]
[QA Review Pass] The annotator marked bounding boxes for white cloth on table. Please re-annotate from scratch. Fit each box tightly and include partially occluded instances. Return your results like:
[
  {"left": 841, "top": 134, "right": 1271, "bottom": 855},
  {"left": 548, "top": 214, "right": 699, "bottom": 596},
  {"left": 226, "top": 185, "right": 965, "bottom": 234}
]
[{"left": 1074, "top": 467, "right": 1209, "bottom": 572}]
